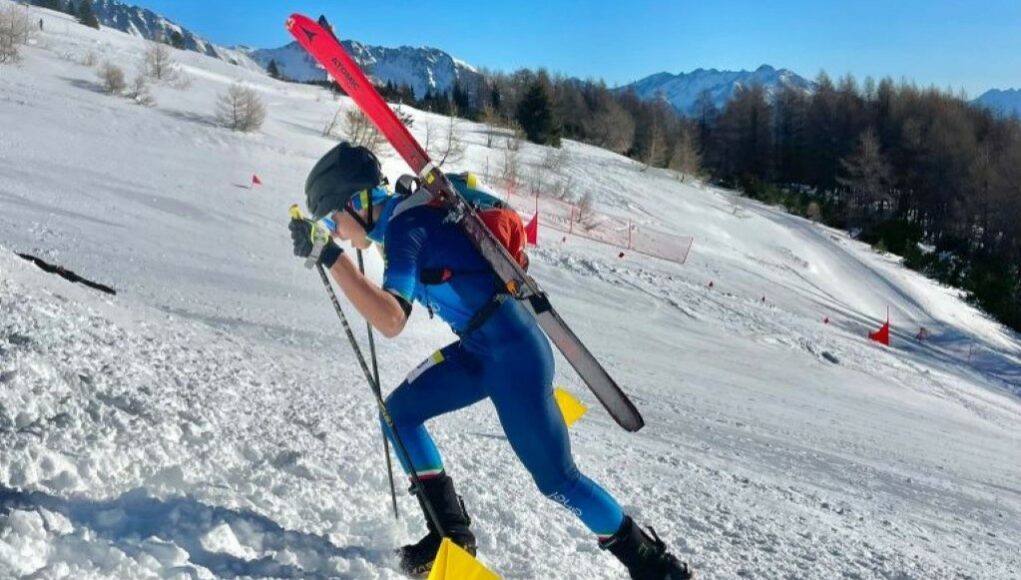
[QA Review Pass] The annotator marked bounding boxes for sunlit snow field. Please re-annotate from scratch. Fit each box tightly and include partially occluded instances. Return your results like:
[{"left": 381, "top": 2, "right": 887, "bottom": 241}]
[{"left": 1, "top": 5, "right": 1019, "bottom": 579}]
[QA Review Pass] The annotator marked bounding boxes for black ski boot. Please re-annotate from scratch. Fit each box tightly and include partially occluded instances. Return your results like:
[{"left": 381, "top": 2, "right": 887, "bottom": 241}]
[
  {"left": 601, "top": 516, "right": 693, "bottom": 579},
  {"left": 396, "top": 472, "right": 477, "bottom": 577}
]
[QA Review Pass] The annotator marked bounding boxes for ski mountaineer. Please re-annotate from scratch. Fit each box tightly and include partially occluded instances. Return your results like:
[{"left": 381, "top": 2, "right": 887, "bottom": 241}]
[{"left": 288, "top": 142, "right": 692, "bottom": 580}]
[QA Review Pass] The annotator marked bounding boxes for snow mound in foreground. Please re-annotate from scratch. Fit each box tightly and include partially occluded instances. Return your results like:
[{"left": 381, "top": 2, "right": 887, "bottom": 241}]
[{"left": 0, "top": 250, "right": 402, "bottom": 578}]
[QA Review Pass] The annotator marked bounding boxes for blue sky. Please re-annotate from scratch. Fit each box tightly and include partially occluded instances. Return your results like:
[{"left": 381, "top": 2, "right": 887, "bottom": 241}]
[{"left": 140, "top": 0, "right": 1019, "bottom": 97}]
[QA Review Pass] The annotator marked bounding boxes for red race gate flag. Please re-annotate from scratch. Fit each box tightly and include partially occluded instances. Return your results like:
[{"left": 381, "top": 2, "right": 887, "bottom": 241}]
[
  {"left": 525, "top": 212, "right": 539, "bottom": 245},
  {"left": 252, "top": 174, "right": 263, "bottom": 187},
  {"left": 868, "top": 307, "right": 891, "bottom": 346}
]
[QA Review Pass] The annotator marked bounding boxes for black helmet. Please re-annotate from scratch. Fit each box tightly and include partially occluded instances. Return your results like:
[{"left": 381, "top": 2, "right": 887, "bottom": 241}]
[{"left": 305, "top": 142, "right": 385, "bottom": 220}]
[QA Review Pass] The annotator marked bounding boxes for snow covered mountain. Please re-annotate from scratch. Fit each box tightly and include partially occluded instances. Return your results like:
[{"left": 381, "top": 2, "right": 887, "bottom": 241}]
[
  {"left": 2, "top": 4, "right": 1020, "bottom": 578},
  {"left": 74, "top": 0, "right": 478, "bottom": 92},
  {"left": 623, "top": 65, "right": 815, "bottom": 116},
  {"left": 975, "top": 88, "right": 1021, "bottom": 118},
  {"left": 249, "top": 41, "right": 482, "bottom": 99},
  {"left": 86, "top": 0, "right": 260, "bottom": 70},
  {"left": 83, "top": 0, "right": 809, "bottom": 112}
]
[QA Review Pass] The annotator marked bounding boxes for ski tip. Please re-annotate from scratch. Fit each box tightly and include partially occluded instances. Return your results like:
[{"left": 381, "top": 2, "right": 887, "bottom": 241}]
[{"left": 286, "top": 13, "right": 310, "bottom": 30}]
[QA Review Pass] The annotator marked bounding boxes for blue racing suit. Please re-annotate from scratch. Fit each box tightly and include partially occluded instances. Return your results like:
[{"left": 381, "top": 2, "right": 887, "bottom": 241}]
[{"left": 374, "top": 196, "right": 625, "bottom": 538}]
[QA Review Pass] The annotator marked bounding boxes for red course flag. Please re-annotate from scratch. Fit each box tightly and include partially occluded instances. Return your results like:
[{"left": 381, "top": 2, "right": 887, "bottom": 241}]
[
  {"left": 868, "top": 321, "right": 890, "bottom": 346},
  {"left": 868, "top": 308, "right": 891, "bottom": 346},
  {"left": 524, "top": 212, "right": 539, "bottom": 246},
  {"left": 252, "top": 174, "right": 263, "bottom": 186}
]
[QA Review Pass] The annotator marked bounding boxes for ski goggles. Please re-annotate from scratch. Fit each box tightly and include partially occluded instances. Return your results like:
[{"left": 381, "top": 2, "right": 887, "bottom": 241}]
[
  {"left": 344, "top": 186, "right": 393, "bottom": 241},
  {"left": 317, "top": 185, "right": 387, "bottom": 233},
  {"left": 347, "top": 186, "right": 391, "bottom": 213}
]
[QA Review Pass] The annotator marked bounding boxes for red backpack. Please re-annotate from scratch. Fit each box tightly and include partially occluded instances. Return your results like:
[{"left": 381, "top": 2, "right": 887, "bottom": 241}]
[{"left": 394, "top": 172, "right": 530, "bottom": 276}]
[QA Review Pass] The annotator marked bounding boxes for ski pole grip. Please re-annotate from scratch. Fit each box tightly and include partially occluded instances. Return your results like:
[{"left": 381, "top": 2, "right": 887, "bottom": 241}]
[{"left": 289, "top": 204, "right": 318, "bottom": 270}]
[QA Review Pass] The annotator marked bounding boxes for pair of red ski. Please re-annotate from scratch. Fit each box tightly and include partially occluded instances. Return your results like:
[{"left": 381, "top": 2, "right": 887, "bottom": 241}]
[{"left": 285, "top": 14, "right": 644, "bottom": 433}]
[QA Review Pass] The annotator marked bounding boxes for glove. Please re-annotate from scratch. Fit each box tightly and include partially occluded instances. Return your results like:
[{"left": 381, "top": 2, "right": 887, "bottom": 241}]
[{"left": 290, "top": 218, "right": 343, "bottom": 269}]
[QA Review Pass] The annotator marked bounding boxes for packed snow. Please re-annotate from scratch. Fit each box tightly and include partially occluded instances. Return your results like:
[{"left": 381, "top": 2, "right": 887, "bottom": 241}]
[{"left": 1, "top": 4, "right": 1019, "bottom": 579}]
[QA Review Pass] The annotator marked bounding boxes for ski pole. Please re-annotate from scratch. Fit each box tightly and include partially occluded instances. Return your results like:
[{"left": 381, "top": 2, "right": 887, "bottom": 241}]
[
  {"left": 356, "top": 247, "right": 400, "bottom": 520},
  {"left": 290, "top": 206, "right": 446, "bottom": 537}
]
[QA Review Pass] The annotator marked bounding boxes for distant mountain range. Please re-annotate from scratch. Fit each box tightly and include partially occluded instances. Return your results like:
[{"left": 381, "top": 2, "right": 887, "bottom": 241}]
[
  {"left": 974, "top": 89, "right": 1021, "bottom": 118},
  {"left": 246, "top": 42, "right": 482, "bottom": 100},
  {"left": 78, "top": 1, "right": 1015, "bottom": 121},
  {"left": 620, "top": 65, "right": 815, "bottom": 116}
]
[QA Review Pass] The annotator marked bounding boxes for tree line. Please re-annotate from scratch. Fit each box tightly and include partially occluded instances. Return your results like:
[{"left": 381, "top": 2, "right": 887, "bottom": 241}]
[
  {"left": 697, "top": 74, "right": 1021, "bottom": 332},
  {"left": 373, "top": 69, "right": 702, "bottom": 177}
]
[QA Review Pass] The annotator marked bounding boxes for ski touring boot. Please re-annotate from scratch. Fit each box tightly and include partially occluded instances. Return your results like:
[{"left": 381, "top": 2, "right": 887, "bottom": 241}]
[
  {"left": 396, "top": 472, "right": 477, "bottom": 577},
  {"left": 601, "top": 516, "right": 693, "bottom": 579}
]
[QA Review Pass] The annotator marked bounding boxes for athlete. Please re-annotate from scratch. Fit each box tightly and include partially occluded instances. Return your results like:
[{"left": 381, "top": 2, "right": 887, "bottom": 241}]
[{"left": 289, "top": 142, "right": 692, "bottom": 579}]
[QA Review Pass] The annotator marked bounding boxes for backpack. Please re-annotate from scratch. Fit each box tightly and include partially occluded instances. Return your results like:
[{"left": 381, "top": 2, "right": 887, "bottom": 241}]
[{"left": 394, "top": 172, "right": 530, "bottom": 281}]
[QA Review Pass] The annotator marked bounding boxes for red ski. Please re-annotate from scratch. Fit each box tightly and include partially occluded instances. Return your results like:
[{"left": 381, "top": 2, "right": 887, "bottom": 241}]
[{"left": 286, "top": 13, "right": 644, "bottom": 432}]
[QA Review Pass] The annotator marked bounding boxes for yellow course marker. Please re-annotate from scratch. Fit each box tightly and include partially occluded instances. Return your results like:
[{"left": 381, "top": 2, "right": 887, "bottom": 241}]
[
  {"left": 427, "top": 538, "right": 500, "bottom": 580},
  {"left": 554, "top": 387, "right": 588, "bottom": 428}
]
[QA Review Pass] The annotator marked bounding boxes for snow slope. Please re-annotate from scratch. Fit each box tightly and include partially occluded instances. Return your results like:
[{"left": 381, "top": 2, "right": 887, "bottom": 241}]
[{"left": 2, "top": 4, "right": 1020, "bottom": 578}]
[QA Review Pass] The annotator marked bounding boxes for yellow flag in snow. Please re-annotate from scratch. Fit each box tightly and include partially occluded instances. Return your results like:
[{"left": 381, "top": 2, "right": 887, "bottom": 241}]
[
  {"left": 554, "top": 387, "right": 588, "bottom": 427},
  {"left": 427, "top": 538, "right": 500, "bottom": 580}
]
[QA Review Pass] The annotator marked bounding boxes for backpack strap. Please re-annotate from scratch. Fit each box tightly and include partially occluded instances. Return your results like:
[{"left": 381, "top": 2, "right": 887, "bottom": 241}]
[{"left": 392, "top": 188, "right": 441, "bottom": 220}]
